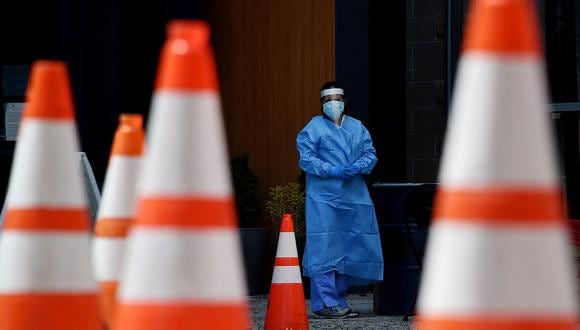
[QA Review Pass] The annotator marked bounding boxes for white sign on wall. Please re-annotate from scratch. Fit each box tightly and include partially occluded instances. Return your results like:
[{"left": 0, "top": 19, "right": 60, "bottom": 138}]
[{"left": 4, "top": 103, "right": 24, "bottom": 141}]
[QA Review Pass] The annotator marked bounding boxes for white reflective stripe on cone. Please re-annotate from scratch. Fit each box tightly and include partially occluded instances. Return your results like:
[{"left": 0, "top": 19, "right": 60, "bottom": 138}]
[
  {"left": 98, "top": 156, "right": 142, "bottom": 219},
  {"left": 271, "top": 266, "right": 302, "bottom": 284},
  {"left": 6, "top": 120, "right": 85, "bottom": 208},
  {"left": 275, "top": 233, "right": 298, "bottom": 258},
  {"left": 439, "top": 54, "right": 558, "bottom": 189},
  {"left": 0, "top": 232, "right": 97, "bottom": 292},
  {"left": 418, "top": 222, "right": 577, "bottom": 315},
  {"left": 119, "top": 227, "right": 247, "bottom": 301},
  {"left": 139, "top": 91, "right": 232, "bottom": 197},
  {"left": 92, "top": 237, "right": 126, "bottom": 282}
]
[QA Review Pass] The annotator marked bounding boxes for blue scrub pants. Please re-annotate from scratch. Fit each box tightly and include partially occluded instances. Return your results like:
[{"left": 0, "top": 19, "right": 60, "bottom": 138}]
[{"left": 310, "top": 271, "right": 350, "bottom": 312}]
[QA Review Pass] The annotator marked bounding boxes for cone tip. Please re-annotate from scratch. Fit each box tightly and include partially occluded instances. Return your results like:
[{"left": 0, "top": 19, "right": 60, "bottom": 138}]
[
  {"left": 167, "top": 20, "right": 210, "bottom": 48},
  {"left": 119, "top": 113, "right": 143, "bottom": 129},
  {"left": 33, "top": 60, "right": 67, "bottom": 73},
  {"left": 156, "top": 19, "right": 218, "bottom": 91},
  {"left": 280, "top": 214, "right": 295, "bottom": 232},
  {"left": 112, "top": 113, "right": 145, "bottom": 156},
  {"left": 463, "top": 0, "right": 541, "bottom": 57},
  {"left": 24, "top": 60, "right": 74, "bottom": 120}
]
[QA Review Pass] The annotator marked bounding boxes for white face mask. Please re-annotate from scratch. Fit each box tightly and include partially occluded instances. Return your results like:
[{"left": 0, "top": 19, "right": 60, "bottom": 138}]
[{"left": 323, "top": 101, "right": 344, "bottom": 122}]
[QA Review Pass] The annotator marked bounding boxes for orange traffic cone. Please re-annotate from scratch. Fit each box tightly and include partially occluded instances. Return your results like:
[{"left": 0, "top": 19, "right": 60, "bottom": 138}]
[
  {"left": 265, "top": 214, "right": 309, "bottom": 330},
  {"left": 92, "top": 114, "right": 144, "bottom": 326},
  {"left": 415, "top": 1, "right": 578, "bottom": 329},
  {"left": 0, "top": 61, "right": 100, "bottom": 329},
  {"left": 113, "top": 20, "right": 250, "bottom": 329}
]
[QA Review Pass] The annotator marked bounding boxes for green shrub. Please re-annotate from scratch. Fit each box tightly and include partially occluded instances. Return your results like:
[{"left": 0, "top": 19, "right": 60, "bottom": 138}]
[{"left": 265, "top": 181, "right": 306, "bottom": 251}]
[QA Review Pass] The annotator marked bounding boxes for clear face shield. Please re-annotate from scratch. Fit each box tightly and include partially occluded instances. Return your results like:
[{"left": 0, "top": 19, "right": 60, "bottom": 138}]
[{"left": 320, "top": 88, "right": 345, "bottom": 123}]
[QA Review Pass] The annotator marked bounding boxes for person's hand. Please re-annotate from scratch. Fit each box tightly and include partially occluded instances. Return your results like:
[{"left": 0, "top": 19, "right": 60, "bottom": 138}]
[
  {"left": 328, "top": 165, "right": 354, "bottom": 180},
  {"left": 343, "top": 165, "right": 359, "bottom": 178},
  {"left": 327, "top": 165, "right": 342, "bottom": 178}
]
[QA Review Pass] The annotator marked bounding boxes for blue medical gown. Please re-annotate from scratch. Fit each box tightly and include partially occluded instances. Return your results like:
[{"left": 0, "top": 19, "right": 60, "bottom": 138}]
[{"left": 296, "top": 115, "right": 383, "bottom": 285}]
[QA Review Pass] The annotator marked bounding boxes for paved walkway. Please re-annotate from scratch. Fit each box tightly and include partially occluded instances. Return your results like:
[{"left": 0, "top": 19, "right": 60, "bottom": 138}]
[{"left": 250, "top": 294, "right": 412, "bottom": 329}]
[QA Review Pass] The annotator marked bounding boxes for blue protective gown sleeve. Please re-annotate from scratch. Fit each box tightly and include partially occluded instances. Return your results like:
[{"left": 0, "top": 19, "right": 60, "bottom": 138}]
[
  {"left": 350, "top": 126, "right": 377, "bottom": 175},
  {"left": 296, "top": 129, "right": 333, "bottom": 178}
]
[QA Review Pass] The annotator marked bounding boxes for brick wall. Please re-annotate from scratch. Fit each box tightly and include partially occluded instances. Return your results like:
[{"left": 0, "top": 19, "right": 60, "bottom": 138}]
[{"left": 405, "top": 0, "right": 447, "bottom": 182}]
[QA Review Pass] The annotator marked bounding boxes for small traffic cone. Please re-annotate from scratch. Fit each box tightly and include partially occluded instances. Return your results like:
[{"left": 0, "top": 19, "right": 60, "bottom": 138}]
[
  {"left": 415, "top": 1, "right": 578, "bottom": 329},
  {"left": 113, "top": 20, "right": 250, "bottom": 329},
  {"left": 0, "top": 61, "right": 100, "bottom": 329},
  {"left": 265, "top": 214, "right": 309, "bottom": 330},
  {"left": 92, "top": 114, "right": 144, "bottom": 326}
]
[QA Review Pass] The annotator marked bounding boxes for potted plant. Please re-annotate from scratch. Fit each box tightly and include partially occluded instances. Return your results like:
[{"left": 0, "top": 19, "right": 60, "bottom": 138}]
[
  {"left": 265, "top": 177, "right": 309, "bottom": 296},
  {"left": 265, "top": 182, "right": 306, "bottom": 252},
  {"left": 230, "top": 153, "right": 274, "bottom": 295}
]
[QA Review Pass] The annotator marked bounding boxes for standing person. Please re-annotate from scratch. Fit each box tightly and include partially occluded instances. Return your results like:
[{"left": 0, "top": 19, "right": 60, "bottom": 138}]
[{"left": 296, "top": 81, "right": 383, "bottom": 318}]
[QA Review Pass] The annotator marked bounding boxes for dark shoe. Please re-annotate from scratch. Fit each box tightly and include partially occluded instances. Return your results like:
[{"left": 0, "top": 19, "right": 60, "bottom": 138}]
[
  {"left": 342, "top": 307, "right": 360, "bottom": 318},
  {"left": 313, "top": 306, "right": 349, "bottom": 319}
]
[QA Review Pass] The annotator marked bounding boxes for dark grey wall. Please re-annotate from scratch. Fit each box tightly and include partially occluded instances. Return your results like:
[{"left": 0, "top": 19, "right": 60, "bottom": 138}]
[
  {"left": 405, "top": 0, "right": 447, "bottom": 182},
  {"left": 336, "top": 0, "right": 369, "bottom": 124},
  {"left": 336, "top": 0, "right": 446, "bottom": 183}
]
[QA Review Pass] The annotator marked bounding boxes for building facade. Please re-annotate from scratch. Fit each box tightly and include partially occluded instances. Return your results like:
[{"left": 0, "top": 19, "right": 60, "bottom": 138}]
[{"left": 1, "top": 0, "right": 579, "bottom": 220}]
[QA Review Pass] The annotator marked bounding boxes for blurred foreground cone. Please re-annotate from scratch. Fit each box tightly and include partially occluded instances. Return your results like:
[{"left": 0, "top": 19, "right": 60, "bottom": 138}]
[
  {"left": 113, "top": 20, "right": 250, "bottom": 329},
  {"left": 415, "top": 1, "right": 578, "bottom": 329},
  {"left": 92, "top": 114, "right": 144, "bottom": 326},
  {"left": 0, "top": 61, "right": 100, "bottom": 330},
  {"left": 265, "top": 214, "right": 309, "bottom": 330}
]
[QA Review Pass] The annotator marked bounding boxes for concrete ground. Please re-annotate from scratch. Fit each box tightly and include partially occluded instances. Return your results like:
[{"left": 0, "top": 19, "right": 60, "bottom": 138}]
[{"left": 250, "top": 293, "right": 412, "bottom": 329}]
